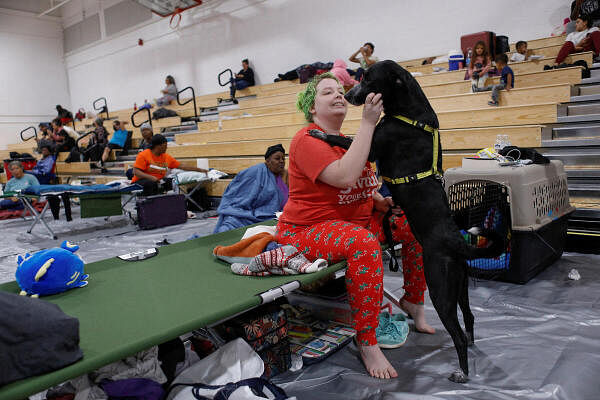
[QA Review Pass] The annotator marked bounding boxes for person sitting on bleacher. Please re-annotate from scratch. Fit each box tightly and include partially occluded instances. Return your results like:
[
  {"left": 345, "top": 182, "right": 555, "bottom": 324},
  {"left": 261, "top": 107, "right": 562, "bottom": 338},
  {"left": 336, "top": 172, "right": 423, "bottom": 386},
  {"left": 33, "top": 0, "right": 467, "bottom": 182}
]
[
  {"left": 51, "top": 118, "right": 76, "bottom": 153},
  {"left": 85, "top": 118, "right": 109, "bottom": 163},
  {"left": 35, "top": 122, "right": 56, "bottom": 153},
  {"left": 349, "top": 42, "right": 378, "bottom": 82},
  {"left": 0, "top": 161, "right": 39, "bottom": 211},
  {"left": 472, "top": 53, "right": 514, "bottom": 106},
  {"left": 100, "top": 120, "right": 129, "bottom": 173},
  {"left": 30, "top": 145, "right": 56, "bottom": 184},
  {"left": 155, "top": 75, "right": 177, "bottom": 106},
  {"left": 555, "top": 14, "right": 600, "bottom": 65},
  {"left": 230, "top": 59, "right": 255, "bottom": 99},
  {"left": 131, "top": 134, "right": 207, "bottom": 196},
  {"left": 55, "top": 105, "right": 73, "bottom": 125},
  {"left": 139, "top": 122, "right": 154, "bottom": 150},
  {"left": 213, "top": 144, "right": 289, "bottom": 233}
]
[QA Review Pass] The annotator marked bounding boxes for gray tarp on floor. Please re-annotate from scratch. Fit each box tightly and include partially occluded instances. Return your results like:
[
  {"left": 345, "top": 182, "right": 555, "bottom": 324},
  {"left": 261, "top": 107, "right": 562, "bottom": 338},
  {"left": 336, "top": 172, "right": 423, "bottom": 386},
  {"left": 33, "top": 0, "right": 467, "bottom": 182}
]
[
  {"left": 273, "top": 252, "right": 600, "bottom": 400},
  {"left": 0, "top": 208, "right": 598, "bottom": 399}
]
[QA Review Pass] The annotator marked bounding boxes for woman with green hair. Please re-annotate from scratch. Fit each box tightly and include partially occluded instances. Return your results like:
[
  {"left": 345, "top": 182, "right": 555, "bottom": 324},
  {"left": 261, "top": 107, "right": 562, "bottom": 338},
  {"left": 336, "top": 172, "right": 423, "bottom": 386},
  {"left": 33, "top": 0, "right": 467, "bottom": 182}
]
[{"left": 274, "top": 73, "right": 433, "bottom": 379}]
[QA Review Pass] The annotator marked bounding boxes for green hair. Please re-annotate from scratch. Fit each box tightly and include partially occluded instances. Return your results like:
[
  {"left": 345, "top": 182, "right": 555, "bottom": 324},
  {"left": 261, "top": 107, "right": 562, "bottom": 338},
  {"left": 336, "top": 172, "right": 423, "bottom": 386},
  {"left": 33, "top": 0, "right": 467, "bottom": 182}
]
[{"left": 296, "top": 72, "right": 343, "bottom": 122}]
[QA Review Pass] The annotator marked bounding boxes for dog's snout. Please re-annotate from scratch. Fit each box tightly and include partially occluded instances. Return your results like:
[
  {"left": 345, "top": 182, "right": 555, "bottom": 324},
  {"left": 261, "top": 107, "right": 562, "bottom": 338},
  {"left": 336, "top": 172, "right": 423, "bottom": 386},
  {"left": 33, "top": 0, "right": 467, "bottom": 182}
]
[{"left": 345, "top": 84, "right": 364, "bottom": 106}]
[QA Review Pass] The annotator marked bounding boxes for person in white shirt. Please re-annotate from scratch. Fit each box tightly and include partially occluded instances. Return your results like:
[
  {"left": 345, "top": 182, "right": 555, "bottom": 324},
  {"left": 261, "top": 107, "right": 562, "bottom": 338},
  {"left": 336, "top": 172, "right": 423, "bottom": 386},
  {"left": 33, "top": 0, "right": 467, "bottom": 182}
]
[
  {"left": 510, "top": 41, "right": 529, "bottom": 62},
  {"left": 349, "top": 42, "right": 379, "bottom": 82},
  {"left": 555, "top": 14, "right": 600, "bottom": 64}
]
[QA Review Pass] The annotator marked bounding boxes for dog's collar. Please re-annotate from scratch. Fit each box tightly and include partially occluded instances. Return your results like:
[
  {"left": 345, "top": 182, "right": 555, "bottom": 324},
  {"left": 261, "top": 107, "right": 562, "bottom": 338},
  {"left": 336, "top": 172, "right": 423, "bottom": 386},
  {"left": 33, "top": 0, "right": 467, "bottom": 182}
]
[{"left": 380, "top": 114, "right": 441, "bottom": 185}]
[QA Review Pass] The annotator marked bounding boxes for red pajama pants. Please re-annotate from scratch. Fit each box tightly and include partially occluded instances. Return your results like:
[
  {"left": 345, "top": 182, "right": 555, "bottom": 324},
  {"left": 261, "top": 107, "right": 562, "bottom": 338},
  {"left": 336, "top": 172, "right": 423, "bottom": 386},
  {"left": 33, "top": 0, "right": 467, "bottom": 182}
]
[
  {"left": 555, "top": 31, "right": 600, "bottom": 64},
  {"left": 275, "top": 211, "right": 427, "bottom": 345}
]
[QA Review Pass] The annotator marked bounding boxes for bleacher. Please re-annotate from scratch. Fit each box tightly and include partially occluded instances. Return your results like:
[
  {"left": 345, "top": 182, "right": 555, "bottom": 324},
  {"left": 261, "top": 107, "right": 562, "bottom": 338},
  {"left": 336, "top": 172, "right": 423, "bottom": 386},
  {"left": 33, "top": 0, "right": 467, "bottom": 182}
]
[{"left": 4, "top": 34, "right": 600, "bottom": 235}]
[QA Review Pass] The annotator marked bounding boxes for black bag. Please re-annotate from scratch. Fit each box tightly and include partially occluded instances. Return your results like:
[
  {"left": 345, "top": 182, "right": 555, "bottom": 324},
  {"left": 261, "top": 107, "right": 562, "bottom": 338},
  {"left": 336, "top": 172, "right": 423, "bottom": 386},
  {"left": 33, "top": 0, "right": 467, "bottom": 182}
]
[
  {"left": 152, "top": 107, "right": 178, "bottom": 120},
  {"left": 0, "top": 292, "right": 83, "bottom": 386},
  {"left": 298, "top": 65, "right": 317, "bottom": 83},
  {"left": 499, "top": 146, "right": 550, "bottom": 164},
  {"left": 136, "top": 194, "right": 187, "bottom": 230},
  {"left": 495, "top": 35, "right": 510, "bottom": 54}
]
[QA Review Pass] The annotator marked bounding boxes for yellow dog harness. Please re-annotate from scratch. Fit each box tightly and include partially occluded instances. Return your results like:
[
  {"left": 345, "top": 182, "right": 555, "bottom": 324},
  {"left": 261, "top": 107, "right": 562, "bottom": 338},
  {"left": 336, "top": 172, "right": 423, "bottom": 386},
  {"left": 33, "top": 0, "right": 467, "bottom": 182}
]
[{"left": 380, "top": 115, "right": 441, "bottom": 185}]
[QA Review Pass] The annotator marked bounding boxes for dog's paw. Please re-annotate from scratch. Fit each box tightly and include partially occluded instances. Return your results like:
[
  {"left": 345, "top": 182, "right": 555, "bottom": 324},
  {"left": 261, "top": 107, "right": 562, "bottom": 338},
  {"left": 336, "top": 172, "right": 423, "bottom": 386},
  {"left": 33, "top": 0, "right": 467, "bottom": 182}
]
[
  {"left": 467, "top": 227, "right": 481, "bottom": 235},
  {"left": 448, "top": 370, "right": 469, "bottom": 383}
]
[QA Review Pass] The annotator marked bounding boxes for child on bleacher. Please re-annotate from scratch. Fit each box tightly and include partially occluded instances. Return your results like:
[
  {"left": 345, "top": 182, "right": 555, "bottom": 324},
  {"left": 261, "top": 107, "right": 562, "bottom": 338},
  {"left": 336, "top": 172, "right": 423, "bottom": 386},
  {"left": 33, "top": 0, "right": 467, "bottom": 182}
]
[
  {"left": 100, "top": 120, "right": 129, "bottom": 173},
  {"left": 468, "top": 41, "right": 492, "bottom": 91},
  {"left": 155, "top": 75, "right": 177, "bottom": 106},
  {"left": 472, "top": 53, "right": 514, "bottom": 106},
  {"left": 510, "top": 41, "right": 528, "bottom": 62}
]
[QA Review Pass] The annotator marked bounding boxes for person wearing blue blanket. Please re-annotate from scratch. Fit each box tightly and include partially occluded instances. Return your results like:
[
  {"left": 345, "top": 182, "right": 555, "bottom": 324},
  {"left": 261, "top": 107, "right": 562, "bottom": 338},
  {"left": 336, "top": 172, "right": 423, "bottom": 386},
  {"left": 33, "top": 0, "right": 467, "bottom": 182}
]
[{"left": 213, "top": 144, "right": 288, "bottom": 233}]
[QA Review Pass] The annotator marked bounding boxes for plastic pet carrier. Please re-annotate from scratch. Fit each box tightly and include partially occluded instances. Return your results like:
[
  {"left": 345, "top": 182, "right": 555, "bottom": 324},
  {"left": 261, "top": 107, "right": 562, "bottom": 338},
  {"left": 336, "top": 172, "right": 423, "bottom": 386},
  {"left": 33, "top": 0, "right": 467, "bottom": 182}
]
[{"left": 444, "top": 159, "right": 575, "bottom": 284}]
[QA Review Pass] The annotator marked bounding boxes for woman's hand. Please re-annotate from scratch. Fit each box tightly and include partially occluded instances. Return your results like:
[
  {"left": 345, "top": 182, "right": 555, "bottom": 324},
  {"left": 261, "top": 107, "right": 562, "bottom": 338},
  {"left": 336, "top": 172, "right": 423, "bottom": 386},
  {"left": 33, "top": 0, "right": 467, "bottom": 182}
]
[
  {"left": 373, "top": 192, "right": 403, "bottom": 214},
  {"left": 362, "top": 92, "right": 383, "bottom": 125}
]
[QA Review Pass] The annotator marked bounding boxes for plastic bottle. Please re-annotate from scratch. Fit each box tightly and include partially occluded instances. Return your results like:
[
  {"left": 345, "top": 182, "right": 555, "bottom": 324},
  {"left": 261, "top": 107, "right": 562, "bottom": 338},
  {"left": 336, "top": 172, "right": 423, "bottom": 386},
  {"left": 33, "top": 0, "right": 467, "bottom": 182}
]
[
  {"left": 494, "top": 134, "right": 503, "bottom": 152},
  {"left": 133, "top": 102, "right": 137, "bottom": 110},
  {"left": 466, "top": 48, "right": 472, "bottom": 67}
]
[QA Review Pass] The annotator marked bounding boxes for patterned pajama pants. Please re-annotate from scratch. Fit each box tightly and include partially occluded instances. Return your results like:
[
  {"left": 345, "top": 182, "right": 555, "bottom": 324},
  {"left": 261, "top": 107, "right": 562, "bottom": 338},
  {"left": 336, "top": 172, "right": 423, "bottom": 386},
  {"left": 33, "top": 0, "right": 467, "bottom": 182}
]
[{"left": 275, "top": 211, "right": 427, "bottom": 345}]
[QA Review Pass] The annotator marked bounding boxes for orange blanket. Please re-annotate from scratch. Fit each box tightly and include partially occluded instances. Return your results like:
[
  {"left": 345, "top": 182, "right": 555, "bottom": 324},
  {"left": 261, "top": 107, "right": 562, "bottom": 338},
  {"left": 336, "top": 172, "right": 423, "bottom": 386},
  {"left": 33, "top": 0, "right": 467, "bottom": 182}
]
[{"left": 213, "top": 232, "right": 274, "bottom": 264}]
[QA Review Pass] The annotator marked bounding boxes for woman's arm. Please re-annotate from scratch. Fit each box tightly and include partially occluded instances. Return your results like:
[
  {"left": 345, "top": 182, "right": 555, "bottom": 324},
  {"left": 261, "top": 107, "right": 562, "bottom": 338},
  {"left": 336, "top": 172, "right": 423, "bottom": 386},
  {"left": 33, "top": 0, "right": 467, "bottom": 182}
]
[
  {"left": 133, "top": 167, "right": 159, "bottom": 182},
  {"left": 179, "top": 165, "right": 208, "bottom": 173},
  {"left": 317, "top": 93, "right": 383, "bottom": 188}
]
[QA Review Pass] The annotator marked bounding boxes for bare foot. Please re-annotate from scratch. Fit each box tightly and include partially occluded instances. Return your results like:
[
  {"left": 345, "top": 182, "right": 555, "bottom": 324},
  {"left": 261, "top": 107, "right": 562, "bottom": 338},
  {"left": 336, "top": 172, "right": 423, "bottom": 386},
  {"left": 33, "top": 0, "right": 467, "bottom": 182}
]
[
  {"left": 400, "top": 298, "right": 435, "bottom": 334},
  {"left": 359, "top": 344, "right": 398, "bottom": 379}
]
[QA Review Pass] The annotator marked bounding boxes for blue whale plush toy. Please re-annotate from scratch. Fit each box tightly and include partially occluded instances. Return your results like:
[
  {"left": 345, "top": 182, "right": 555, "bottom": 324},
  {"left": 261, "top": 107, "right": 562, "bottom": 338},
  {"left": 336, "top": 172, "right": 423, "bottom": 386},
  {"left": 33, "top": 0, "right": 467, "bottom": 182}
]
[{"left": 16, "top": 241, "right": 88, "bottom": 297}]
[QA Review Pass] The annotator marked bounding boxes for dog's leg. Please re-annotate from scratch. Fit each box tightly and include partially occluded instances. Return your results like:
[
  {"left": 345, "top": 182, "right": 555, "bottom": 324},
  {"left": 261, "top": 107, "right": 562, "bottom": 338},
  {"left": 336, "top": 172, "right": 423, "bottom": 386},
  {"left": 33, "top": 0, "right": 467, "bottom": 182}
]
[
  {"left": 457, "top": 263, "right": 475, "bottom": 346},
  {"left": 424, "top": 256, "right": 469, "bottom": 383}
]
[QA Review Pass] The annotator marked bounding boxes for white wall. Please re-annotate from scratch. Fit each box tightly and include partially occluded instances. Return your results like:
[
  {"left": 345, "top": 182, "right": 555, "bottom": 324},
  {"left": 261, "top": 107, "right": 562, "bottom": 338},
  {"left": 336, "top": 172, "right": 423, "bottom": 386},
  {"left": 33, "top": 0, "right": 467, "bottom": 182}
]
[
  {"left": 64, "top": 0, "right": 570, "bottom": 113},
  {"left": 0, "top": 8, "right": 70, "bottom": 148}
]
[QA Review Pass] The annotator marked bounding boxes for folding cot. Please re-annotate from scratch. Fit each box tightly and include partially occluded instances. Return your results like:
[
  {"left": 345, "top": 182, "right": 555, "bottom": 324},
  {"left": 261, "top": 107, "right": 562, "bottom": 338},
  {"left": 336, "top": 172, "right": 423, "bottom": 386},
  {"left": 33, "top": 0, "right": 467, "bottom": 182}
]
[
  {"left": 0, "top": 220, "right": 350, "bottom": 399},
  {"left": 2, "top": 183, "right": 142, "bottom": 239}
]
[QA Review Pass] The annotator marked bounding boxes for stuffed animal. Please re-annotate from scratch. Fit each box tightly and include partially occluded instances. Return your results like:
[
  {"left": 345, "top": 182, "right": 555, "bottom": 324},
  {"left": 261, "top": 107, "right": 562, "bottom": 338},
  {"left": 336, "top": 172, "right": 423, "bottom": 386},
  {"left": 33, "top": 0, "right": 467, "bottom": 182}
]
[{"left": 15, "top": 241, "right": 88, "bottom": 298}]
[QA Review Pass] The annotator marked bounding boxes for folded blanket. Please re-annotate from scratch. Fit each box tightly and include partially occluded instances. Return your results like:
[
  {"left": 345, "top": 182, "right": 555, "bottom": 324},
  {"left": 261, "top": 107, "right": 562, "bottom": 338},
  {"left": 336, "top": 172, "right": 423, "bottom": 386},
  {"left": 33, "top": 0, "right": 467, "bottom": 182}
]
[
  {"left": 231, "top": 245, "right": 327, "bottom": 276},
  {"left": 213, "top": 232, "right": 274, "bottom": 264}
]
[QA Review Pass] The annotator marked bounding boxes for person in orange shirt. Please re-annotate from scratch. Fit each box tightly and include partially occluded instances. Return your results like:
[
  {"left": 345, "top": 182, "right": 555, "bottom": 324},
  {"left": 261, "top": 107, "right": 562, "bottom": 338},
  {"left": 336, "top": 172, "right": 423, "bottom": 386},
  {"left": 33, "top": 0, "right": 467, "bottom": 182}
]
[{"left": 132, "top": 134, "right": 207, "bottom": 196}]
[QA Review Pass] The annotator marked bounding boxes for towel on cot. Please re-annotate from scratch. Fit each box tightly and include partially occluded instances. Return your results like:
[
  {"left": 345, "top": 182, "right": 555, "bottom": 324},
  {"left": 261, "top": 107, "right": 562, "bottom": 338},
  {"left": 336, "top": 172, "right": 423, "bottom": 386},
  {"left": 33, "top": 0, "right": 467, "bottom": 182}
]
[{"left": 213, "top": 232, "right": 275, "bottom": 264}]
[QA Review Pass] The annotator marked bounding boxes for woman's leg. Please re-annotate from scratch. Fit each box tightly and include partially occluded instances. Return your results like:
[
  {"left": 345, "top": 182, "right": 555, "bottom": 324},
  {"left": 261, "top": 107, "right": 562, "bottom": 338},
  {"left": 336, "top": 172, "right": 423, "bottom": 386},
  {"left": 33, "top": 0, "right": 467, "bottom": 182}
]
[
  {"left": 276, "top": 220, "right": 398, "bottom": 379},
  {"left": 555, "top": 41, "right": 575, "bottom": 64},
  {"left": 366, "top": 211, "right": 434, "bottom": 333}
]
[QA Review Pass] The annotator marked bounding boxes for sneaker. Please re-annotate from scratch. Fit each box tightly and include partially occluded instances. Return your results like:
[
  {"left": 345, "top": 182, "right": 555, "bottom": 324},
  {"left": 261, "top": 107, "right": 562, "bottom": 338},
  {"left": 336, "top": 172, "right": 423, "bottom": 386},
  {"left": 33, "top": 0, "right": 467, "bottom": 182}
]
[
  {"left": 488, "top": 100, "right": 499, "bottom": 107},
  {"left": 376, "top": 311, "right": 409, "bottom": 348},
  {"left": 100, "top": 167, "right": 108, "bottom": 174}
]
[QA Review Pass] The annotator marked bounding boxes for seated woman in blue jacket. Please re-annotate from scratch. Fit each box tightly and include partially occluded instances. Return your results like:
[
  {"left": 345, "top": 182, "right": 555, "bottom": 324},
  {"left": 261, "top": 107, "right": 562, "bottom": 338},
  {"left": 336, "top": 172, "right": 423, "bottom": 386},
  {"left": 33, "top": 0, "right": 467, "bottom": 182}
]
[{"left": 213, "top": 144, "right": 288, "bottom": 233}]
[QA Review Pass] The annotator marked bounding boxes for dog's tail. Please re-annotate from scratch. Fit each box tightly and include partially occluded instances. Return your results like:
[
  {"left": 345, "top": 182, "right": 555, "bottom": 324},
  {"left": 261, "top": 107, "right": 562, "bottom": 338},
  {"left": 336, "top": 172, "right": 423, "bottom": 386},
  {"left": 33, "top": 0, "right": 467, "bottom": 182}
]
[{"left": 453, "top": 227, "right": 506, "bottom": 260}]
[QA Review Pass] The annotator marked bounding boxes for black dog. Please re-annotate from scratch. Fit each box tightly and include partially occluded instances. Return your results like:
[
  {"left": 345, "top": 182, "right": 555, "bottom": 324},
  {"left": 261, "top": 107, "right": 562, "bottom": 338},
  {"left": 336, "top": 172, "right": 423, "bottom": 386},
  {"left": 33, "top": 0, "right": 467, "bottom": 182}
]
[{"left": 345, "top": 60, "right": 505, "bottom": 383}]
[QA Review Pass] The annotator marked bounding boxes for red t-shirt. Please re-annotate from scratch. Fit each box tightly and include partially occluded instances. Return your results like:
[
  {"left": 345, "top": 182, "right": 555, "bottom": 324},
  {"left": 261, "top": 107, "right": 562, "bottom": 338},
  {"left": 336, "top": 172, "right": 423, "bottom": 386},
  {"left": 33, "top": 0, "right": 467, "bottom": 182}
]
[
  {"left": 280, "top": 123, "right": 377, "bottom": 227},
  {"left": 131, "top": 149, "right": 180, "bottom": 183}
]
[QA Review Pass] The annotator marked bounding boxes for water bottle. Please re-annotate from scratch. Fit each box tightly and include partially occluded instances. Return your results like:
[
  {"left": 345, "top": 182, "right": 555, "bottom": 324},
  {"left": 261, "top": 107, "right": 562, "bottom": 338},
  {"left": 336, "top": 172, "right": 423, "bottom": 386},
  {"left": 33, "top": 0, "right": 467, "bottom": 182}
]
[
  {"left": 494, "top": 134, "right": 503, "bottom": 152},
  {"left": 502, "top": 135, "right": 511, "bottom": 148},
  {"left": 466, "top": 48, "right": 472, "bottom": 67},
  {"left": 133, "top": 102, "right": 137, "bottom": 111}
]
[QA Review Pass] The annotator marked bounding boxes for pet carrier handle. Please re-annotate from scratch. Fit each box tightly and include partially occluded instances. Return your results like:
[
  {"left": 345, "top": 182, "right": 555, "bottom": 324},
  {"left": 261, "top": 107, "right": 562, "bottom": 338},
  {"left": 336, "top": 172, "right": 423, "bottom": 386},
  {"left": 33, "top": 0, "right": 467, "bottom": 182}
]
[
  {"left": 177, "top": 86, "right": 198, "bottom": 120},
  {"left": 20, "top": 126, "right": 37, "bottom": 142},
  {"left": 131, "top": 107, "right": 152, "bottom": 128},
  {"left": 93, "top": 97, "right": 109, "bottom": 119},
  {"left": 218, "top": 68, "right": 233, "bottom": 87}
]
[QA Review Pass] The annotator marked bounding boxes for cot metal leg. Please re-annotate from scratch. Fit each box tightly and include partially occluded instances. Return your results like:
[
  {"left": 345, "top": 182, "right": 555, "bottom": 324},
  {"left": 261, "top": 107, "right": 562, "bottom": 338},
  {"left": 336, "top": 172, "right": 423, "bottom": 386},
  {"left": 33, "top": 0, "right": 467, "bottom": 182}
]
[
  {"left": 182, "top": 183, "right": 206, "bottom": 211},
  {"left": 24, "top": 199, "right": 56, "bottom": 239}
]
